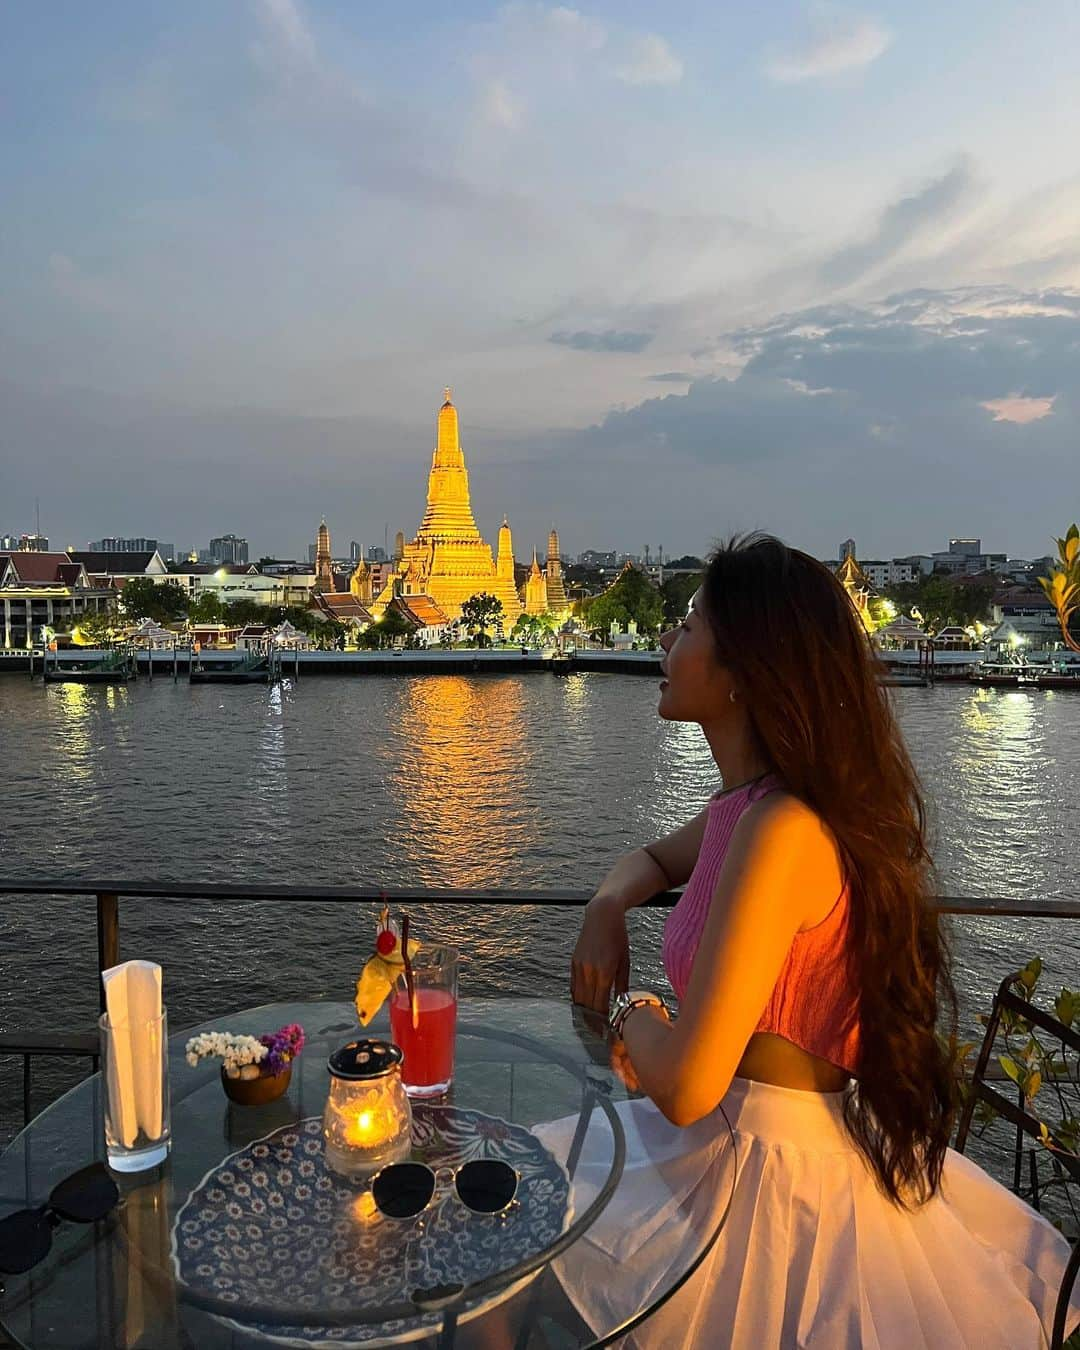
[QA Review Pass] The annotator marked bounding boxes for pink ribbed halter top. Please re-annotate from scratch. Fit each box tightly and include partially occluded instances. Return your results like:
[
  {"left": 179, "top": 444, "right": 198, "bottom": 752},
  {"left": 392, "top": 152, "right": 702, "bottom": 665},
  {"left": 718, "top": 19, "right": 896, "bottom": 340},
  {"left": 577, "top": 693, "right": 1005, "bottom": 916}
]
[{"left": 661, "top": 773, "right": 860, "bottom": 1075}]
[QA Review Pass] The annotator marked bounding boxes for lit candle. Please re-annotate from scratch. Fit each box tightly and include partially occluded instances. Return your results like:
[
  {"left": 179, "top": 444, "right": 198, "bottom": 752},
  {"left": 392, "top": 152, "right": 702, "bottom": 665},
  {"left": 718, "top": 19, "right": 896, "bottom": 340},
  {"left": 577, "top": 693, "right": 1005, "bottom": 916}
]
[
  {"left": 323, "top": 1038, "right": 413, "bottom": 1179},
  {"left": 346, "top": 1108, "right": 381, "bottom": 1146}
]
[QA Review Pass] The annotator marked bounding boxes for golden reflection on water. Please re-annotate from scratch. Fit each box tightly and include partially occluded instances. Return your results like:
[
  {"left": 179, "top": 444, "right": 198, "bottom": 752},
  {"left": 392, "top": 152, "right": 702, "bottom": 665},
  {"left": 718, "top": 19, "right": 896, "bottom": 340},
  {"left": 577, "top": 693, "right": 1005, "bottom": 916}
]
[
  {"left": 954, "top": 689, "right": 1038, "bottom": 809},
  {"left": 51, "top": 683, "right": 125, "bottom": 788},
  {"left": 387, "top": 676, "right": 535, "bottom": 888}
]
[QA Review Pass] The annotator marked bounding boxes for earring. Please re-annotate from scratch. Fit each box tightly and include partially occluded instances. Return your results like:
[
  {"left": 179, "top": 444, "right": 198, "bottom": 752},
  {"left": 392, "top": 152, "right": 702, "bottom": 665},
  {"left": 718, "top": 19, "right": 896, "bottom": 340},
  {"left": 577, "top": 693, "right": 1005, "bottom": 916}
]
[{"left": 729, "top": 690, "right": 737, "bottom": 704}]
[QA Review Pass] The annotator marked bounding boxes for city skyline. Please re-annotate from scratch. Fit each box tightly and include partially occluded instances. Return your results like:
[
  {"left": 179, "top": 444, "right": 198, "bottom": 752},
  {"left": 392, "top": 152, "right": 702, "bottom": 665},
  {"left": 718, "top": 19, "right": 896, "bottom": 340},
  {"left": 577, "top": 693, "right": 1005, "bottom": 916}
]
[{"left": 3, "top": 2, "right": 1080, "bottom": 559}]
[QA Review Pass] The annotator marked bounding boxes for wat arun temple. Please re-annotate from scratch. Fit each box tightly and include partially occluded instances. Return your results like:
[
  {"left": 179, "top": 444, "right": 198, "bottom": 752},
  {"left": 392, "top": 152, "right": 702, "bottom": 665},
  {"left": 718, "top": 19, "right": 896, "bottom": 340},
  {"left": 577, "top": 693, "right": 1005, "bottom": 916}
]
[{"left": 316, "top": 391, "right": 569, "bottom": 627}]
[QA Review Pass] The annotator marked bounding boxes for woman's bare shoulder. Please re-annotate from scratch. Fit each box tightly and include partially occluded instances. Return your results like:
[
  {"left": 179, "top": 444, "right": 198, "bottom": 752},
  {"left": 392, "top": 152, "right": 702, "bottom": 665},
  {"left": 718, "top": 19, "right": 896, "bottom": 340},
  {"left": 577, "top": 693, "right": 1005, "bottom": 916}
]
[{"left": 732, "top": 791, "right": 844, "bottom": 922}]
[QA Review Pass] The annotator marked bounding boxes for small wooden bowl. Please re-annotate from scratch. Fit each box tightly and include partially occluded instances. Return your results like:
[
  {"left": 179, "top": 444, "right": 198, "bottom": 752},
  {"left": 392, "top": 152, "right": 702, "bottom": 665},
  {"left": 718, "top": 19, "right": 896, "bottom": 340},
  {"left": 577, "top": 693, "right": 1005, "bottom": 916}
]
[{"left": 220, "top": 1063, "right": 293, "bottom": 1106}]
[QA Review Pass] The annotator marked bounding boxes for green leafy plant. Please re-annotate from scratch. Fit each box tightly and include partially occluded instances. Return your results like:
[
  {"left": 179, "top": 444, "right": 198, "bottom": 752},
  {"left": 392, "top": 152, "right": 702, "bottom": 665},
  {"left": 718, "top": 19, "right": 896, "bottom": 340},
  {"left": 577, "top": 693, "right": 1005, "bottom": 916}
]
[
  {"left": 956, "top": 957, "right": 1080, "bottom": 1253},
  {"left": 984, "top": 959, "right": 1080, "bottom": 1158},
  {"left": 1038, "top": 525, "right": 1080, "bottom": 654}
]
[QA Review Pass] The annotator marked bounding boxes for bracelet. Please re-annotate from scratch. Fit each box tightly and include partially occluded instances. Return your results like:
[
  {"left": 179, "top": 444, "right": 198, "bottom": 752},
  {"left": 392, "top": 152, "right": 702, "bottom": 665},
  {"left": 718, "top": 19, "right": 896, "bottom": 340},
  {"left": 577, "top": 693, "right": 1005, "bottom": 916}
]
[{"left": 609, "top": 990, "right": 670, "bottom": 1039}]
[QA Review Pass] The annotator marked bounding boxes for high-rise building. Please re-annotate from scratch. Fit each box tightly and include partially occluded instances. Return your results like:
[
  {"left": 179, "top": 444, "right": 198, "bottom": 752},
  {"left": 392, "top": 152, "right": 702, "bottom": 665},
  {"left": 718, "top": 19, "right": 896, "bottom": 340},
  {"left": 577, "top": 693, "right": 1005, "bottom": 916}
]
[
  {"left": 366, "top": 546, "right": 387, "bottom": 563},
  {"left": 839, "top": 538, "right": 857, "bottom": 562},
  {"left": 349, "top": 541, "right": 362, "bottom": 562},
  {"left": 949, "top": 538, "right": 982, "bottom": 557},
  {"left": 89, "top": 536, "right": 158, "bottom": 553},
  {"left": 209, "top": 534, "right": 249, "bottom": 565},
  {"left": 2, "top": 533, "right": 49, "bottom": 552}
]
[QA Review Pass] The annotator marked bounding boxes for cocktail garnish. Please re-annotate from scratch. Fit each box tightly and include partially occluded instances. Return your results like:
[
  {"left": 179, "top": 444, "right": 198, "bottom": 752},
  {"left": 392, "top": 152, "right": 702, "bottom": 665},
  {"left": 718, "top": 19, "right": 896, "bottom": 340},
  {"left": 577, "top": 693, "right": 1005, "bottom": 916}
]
[{"left": 354, "top": 905, "right": 421, "bottom": 1025}]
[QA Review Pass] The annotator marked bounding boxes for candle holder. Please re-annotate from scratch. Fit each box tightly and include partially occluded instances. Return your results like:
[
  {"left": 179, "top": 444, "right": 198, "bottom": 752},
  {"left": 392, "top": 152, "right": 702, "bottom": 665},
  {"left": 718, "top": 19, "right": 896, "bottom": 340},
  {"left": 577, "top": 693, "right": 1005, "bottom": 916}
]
[{"left": 323, "top": 1039, "right": 413, "bottom": 1180}]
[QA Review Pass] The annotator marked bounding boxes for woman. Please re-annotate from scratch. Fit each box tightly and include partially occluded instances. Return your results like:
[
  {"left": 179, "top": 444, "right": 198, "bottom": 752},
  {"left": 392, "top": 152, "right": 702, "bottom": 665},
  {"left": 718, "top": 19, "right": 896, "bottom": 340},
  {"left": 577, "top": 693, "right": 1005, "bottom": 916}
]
[{"left": 539, "top": 535, "right": 1078, "bottom": 1348}]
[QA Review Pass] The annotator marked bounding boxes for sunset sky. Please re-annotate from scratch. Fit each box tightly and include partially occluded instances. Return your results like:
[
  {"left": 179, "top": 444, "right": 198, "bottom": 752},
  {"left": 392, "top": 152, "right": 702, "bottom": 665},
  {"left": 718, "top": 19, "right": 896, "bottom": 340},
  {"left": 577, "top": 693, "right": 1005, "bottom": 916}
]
[{"left": 3, "top": 1, "right": 1079, "bottom": 561}]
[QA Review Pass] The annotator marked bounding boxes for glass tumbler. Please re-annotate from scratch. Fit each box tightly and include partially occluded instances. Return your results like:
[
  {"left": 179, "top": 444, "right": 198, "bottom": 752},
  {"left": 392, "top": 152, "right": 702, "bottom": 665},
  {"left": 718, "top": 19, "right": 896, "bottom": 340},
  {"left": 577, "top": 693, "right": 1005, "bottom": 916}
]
[
  {"left": 99, "top": 1008, "right": 172, "bottom": 1172},
  {"left": 389, "top": 945, "right": 459, "bottom": 1097}
]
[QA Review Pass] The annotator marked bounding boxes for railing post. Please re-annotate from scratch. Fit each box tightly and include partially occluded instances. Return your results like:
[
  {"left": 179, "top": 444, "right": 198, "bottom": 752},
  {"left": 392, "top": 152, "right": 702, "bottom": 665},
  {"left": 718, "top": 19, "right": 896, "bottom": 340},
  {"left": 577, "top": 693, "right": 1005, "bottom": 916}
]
[{"left": 96, "top": 892, "right": 119, "bottom": 1010}]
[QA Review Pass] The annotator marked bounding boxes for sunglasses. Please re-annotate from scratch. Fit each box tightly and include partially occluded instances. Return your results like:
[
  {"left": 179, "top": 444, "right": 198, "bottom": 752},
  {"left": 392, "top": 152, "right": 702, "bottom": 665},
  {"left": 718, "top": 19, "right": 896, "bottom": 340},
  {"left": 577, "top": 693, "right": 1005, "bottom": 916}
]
[
  {"left": 371, "top": 1159, "right": 518, "bottom": 1219},
  {"left": 0, "top": 1163, "right": 119, "bottom": 1277}
]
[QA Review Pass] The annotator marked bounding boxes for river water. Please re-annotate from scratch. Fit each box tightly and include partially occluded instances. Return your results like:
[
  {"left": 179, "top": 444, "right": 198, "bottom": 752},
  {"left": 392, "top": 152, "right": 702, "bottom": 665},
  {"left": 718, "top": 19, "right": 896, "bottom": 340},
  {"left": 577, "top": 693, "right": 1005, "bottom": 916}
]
[{"left": 0, "top": 673, "right": 1077, "bottom": 1139}]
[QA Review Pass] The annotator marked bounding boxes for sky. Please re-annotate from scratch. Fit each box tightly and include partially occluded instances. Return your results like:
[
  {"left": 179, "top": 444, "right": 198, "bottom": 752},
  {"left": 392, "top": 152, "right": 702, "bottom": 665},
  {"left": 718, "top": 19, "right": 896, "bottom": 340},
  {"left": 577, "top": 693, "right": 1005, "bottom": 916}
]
[{"left": 2, "top": 0, "right": 1079, "bottom": 563}]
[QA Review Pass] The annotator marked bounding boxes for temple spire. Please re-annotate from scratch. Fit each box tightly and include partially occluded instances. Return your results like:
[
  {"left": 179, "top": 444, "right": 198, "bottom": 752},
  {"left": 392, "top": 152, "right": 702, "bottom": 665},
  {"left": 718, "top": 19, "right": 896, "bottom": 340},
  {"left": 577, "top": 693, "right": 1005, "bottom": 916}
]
[
  {"left": 380, "top": 391, "right": 523, "bottom": 624},
  {"left": 497, "top": 516, "right": 515, "bottom": 580},
  {"left": 314, "top": 518, "right": 333, "bottom": 594},
  {"left": 434, "top": 388, "right": 463, "bottom": 468}
]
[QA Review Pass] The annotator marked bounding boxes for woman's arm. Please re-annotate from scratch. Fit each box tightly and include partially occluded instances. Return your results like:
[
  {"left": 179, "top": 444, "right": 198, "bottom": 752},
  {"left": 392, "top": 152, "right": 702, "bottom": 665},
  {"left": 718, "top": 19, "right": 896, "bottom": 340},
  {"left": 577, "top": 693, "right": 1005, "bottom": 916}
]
[
  {"left": 571, "top": 806, "right": 711, "bottom": 1010},
  {"left": 620, "top": 794, "right": 840, "bottom": 1125}
]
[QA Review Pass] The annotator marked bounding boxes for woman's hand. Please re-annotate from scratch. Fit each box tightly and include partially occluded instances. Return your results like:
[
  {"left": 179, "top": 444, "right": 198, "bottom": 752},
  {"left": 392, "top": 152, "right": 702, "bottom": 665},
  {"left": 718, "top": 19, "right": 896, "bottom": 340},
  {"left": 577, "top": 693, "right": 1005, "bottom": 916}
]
[
  {"left": 570, "top": 894, "right": 630, "bottom": 1012},
  {"left": 609, "top": 1036, "right": 642, "bottom": 1093}
]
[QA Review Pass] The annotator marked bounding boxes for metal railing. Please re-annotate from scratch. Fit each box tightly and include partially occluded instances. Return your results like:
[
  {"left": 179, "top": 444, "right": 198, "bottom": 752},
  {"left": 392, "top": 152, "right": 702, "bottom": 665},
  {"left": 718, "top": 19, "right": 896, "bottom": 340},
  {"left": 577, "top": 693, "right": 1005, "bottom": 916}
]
[{"left": 2, "top": 879, "right": 1079, "bottom": 1128}]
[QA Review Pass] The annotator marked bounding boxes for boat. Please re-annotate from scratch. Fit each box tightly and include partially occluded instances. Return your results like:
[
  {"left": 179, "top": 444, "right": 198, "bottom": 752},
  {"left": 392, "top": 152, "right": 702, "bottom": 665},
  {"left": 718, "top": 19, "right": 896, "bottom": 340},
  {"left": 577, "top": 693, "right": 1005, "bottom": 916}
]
[
  {"left": 971, "top": 658, "right": 1038, "bottom": 689},
  {"left": 1026, "top": 664, "right": 1080, "bottom": 690}
]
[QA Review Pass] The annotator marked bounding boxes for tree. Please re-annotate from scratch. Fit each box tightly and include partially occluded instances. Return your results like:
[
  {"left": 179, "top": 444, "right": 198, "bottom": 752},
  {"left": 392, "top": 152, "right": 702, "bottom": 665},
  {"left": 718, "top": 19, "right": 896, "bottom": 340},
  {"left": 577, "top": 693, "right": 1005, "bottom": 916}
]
[
  {"left": 74, "top": 609, "right": 118, "bottom": 646},
  {"left": 881, "top": 574, "right": 995, "bottom": 636},
  {"left": 120, "top": 577, "right": 188, "bottom": 624},
  {"left": 585, "top": 566, "right": 665, "bottom": 643},
  {"left": 666, "top": 555, "right": 703, "bottom": 570},
  {"left": 460, "top": 593, "right": 504, "bottom": 648},
  {"left": 222, "top": 599, "right": 269, "bottom": 626},
  {"left": 188, "top": 590, "right": 224, "bottom": 624},
  {"left": 358, "top": 607, "right": 414, "bottom": 649},
  {"left": 867, "top": 596, "right": 896, "bottom": 630},
  {"left": 659, "top": 571, "right": 701, "bottom": 625}
]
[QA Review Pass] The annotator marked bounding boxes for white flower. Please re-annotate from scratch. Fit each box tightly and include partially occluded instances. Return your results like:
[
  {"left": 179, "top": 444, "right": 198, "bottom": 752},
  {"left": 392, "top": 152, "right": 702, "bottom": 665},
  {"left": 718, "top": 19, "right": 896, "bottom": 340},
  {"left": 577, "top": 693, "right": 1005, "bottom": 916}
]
[{"left": 185, "top": 1030, "right": 268, "bottom": 1074}]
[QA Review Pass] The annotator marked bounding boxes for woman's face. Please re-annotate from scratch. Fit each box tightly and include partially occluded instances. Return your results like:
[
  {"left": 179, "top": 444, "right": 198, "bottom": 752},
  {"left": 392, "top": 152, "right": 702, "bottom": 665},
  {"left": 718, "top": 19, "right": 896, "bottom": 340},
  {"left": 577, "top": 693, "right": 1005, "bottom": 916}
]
[{"left": 657, "top": 589, "right": 737, "bottom": 724}]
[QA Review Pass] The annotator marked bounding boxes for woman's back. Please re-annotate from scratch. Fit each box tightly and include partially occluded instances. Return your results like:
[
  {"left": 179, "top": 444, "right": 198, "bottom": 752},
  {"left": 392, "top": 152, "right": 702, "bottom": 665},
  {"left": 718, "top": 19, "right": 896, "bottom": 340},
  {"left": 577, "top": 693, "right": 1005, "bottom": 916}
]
[{"left": 662, "top": 773, "right": 858, "bottom": 1092}]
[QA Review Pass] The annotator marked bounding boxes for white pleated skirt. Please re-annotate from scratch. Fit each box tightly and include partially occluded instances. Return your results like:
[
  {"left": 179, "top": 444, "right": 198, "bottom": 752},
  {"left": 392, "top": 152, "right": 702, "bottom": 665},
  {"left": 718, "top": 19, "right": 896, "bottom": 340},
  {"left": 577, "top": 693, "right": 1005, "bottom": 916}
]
[{"left": 533, "top": 1077, "right": 1080, "bottom": 1349}]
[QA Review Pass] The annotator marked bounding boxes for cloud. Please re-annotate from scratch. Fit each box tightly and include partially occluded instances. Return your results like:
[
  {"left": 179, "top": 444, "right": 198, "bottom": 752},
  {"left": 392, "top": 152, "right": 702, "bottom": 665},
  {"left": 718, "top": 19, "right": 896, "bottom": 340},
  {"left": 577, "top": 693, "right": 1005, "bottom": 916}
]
[
  {"left": 251, "top": 0, "right": 318, "bottom": 80},
  {"left": 549, "top": 329, "right": 655, "bottom": 352},
  {"left": 821, "top": 159, "right": 980, "bottom": 287},
  {"left": 615, "top": 33, "right": 683, "bottom": 86},
  {"left": 478, "top": 77, "right": 523, "bottom": 129},
  {"left": 493, "top": 3, "right": 607, "bottom": 61},
  {"left": 647, "top": 371, "right": 696, "bottom": 383},
  {"left": 552, "top": 286, "right": 1079, "bottom": 556},
  {"left": 478, "top": 7, "right": 681, "bottom": 94},
  {"left": 765, "top": 7, "right": 891, "bottom": 83},
  {"left": 981, "top": 394, "right": 1057, "bottom": 423}
]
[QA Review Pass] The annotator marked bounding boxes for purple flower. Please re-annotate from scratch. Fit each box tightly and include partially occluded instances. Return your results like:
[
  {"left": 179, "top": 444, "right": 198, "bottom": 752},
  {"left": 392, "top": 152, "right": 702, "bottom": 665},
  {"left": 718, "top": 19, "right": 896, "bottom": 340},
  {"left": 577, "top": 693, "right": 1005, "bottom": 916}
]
[{"left": 258, "top": 1023, "right": 305, "bottom": 1076}]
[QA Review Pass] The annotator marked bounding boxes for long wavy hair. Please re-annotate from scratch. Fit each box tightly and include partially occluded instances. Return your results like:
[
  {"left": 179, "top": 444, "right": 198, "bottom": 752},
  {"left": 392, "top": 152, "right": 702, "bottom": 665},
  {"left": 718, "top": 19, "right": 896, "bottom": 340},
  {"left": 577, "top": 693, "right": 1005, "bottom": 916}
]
[{"left": 699, "top": 533, "right": 956, "bottom": 1206}]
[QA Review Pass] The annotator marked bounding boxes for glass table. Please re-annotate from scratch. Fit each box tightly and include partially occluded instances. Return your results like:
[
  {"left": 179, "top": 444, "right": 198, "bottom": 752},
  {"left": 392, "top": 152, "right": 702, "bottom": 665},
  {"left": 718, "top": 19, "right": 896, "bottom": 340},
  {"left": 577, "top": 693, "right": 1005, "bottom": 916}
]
[{"left": 0, "top": 998, "right": 735, "bottom": 1348}]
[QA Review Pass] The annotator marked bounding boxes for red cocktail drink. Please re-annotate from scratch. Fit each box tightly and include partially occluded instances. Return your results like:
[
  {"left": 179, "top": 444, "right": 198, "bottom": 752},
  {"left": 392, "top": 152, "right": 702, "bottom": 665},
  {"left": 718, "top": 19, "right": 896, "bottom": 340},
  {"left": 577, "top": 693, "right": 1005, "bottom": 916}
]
[
  {"left": 390, "top": 988, "right": 457, "bottom": 1096},
  {"left": 389, "top": 945, "right": 459, "bottom": 1097}
]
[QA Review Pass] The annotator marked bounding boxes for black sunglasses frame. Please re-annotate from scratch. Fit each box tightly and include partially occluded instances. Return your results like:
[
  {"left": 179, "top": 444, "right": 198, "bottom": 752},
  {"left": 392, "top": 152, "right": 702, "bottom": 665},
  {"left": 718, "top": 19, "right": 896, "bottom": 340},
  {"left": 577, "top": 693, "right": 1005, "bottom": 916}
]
[
  {"left": 0, "top": 1163, "right": 119, "bottom": 1283},
  {"left": 370, "top": 1158, "right": 519, "bottom": 1220}
]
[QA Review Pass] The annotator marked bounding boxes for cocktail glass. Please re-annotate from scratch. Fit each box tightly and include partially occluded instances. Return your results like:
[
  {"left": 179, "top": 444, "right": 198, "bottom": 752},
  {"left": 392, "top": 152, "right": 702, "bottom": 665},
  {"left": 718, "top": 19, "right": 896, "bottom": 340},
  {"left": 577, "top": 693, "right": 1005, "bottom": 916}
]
[{"left": 389, "top": 944, "right": 458, "bottom": 1098}]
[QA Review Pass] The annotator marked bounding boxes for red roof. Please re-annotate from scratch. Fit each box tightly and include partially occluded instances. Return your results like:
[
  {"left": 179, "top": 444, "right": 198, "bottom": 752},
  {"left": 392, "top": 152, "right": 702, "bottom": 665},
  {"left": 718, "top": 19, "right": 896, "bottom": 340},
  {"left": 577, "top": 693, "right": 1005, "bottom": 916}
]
[
  {"left": 1, "top": 551, "right": 82, "bottom": 584},
  {"left": 396, "top": 595, "right": 448, "bottom": 627},
  {"left": 311, "top": 593, "right": 372, "bottom": 623}
]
